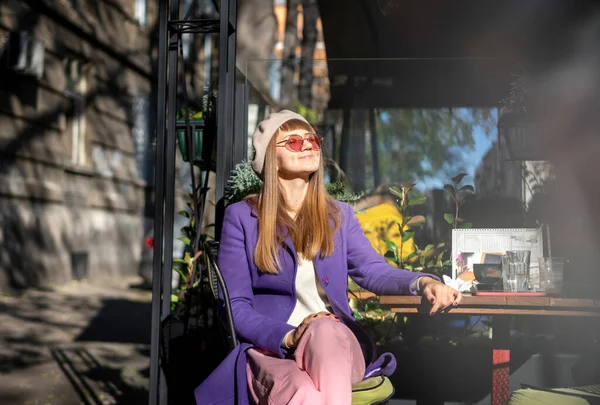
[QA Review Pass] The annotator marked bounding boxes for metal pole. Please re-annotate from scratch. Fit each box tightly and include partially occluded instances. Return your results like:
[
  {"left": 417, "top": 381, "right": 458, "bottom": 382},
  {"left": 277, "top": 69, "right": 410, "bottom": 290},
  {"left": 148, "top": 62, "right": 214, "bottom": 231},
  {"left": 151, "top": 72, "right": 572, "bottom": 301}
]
[
  {"left": 160, "top": 0, "right": 181, "bottom": 403},
  {"left": 215, "top": 0, "right": 237, "bottom": 203},
  {"left": 233, "top": 83, "right": 248, "bottom": 165},
  {"left": 215, "top": 0, "right": 237, "bottom": 240},
  {"left": 149, "top": 0, "right": 169, "bottom": 404}
]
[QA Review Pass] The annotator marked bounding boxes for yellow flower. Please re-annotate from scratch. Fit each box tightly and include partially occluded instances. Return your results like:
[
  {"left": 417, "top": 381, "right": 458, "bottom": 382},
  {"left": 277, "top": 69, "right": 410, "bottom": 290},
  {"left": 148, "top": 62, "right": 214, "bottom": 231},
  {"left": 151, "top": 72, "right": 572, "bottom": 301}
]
[{"left": 354, "top": 202, "right": 415, "bottom": 264}]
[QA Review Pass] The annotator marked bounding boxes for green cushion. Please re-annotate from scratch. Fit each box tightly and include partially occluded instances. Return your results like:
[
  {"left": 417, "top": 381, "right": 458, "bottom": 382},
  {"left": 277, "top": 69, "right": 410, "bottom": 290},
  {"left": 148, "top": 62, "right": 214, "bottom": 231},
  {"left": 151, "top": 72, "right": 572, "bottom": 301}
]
[
  {"left": 507, "top": 385, "right": 600, "bottom": 405},
  {"left": 351, "top": 376, "right": 394, "bottom": 405}
]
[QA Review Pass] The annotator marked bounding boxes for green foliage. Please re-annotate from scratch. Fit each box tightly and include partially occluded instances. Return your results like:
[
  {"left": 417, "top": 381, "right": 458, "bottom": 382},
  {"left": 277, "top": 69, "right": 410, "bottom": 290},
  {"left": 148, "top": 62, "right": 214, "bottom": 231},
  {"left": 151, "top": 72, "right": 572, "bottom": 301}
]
[
  {"left": 176, "top": 82, "right": 218, "bottom": 121},
  {"left": 325, "top": 181, "right": 365, "bottom": 205},
  {"left": 224, "top": 161, "right": 263, "bottom": 204},
  {"left": 170, "top": 182, "right": 213, "bottom": 315},
  {"left": 443, "top": 172, "right": 475, "bottom": 230},
  {"left": 382, "top": 173, "right": 475, "bottom": 277},
  {"left": 375, "top": 109, "right": 495, "bottom": 185},
  {"left": 224, "top": 161, "right": 365, "bottom": 208},
  {"left": 382, "top": 181, "right": 427, "bottom": 270}
]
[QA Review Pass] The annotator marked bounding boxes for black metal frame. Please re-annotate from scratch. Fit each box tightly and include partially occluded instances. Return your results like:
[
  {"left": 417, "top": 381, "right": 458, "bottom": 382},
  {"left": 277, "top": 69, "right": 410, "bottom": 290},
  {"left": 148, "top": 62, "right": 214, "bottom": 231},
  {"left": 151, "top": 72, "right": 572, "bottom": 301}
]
[
  {"left": 149, "top": 0, "right": 239, "bottom": 404},
  {"left": 204, "top": 240, "right": 238, "bottom": 351}
]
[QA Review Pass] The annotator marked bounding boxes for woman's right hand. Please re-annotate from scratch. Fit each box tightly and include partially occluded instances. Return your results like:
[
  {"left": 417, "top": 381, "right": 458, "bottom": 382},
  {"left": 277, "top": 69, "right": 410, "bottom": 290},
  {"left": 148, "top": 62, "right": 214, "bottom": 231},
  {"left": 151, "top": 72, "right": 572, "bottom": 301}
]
[{"left": 284, "top": 312, "right": 340, "bottom": 348}]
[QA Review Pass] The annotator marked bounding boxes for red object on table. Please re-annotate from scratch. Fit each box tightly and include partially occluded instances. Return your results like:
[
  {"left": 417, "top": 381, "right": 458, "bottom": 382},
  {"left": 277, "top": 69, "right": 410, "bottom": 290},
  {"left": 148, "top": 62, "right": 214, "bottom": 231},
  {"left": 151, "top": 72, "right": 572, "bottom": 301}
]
[{"left": 474, "top": 291, "right": 546, "bottom": 297}]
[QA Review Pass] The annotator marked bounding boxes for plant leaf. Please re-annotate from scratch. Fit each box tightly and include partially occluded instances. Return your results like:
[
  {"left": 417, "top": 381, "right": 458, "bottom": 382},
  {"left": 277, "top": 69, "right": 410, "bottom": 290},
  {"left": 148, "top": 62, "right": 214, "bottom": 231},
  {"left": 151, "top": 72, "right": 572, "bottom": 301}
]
[
  {"left": 402, "top": 215, "right": 411, "bottom": 227},
  {"left": 406, "top": 215, "right": 426, "bottom": 227},
  {"left": 444, "top": 184, "right": 456, "bottom": 199},
  {"left": 383, "top": 239, "right": 398, "bottom": 256},
  {"left": 406, "top": 252, "right": 419, "bottom": 261},
  {"left": 389, "top": 186, "right": 403, "bottom": 199},
  {"left": 170, "top": 294, "right": 179, "bottom": 303},
  {"left": 451, "top": 173, "right": 468, "bottom": 185},
  {"left": 424, "top": 244, "right": 435, "bottom": 253},
  {"left": 173, "top": 267, "right": 188, "bottom": 283},
  {"left": 461, "top": 222, "right": 473, "bottom": 229},
  {"left": 402, "top": 230, "right": 415, "bottom": 243},
  {"left": 408, "top": 195, "right": 427, "bottom": 206},
  {"left": 444, "top": 213, "right": 455, "bottom": 224},
  {"left": 173, "top": 258, "right": 186, "bottom": 264},
  {"left": 177, "top": 236, "right": 192, "bottom": 246},
  {"left": 459, "top": 185, "right": 475, "bottom": 193}
]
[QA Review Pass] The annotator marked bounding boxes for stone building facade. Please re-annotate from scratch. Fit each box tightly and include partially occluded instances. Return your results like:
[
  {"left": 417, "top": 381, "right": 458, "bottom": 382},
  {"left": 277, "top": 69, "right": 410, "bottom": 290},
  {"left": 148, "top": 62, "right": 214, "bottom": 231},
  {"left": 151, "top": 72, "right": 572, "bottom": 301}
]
[{"left": 0, "top": 0, "right": 172, "bottom": 291}]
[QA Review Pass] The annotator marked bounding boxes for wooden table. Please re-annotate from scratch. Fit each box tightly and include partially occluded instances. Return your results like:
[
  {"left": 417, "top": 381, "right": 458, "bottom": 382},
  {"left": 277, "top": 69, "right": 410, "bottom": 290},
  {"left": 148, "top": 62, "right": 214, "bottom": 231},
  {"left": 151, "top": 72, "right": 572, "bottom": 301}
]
[{"left": 380, "top": 295, "right": 600, "bottom": 405}]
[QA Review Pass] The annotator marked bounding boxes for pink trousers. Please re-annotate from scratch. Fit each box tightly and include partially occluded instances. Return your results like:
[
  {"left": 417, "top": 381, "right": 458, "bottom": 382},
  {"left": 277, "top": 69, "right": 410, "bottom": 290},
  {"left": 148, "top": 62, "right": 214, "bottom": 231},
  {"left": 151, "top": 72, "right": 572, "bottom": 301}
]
[{"left": 246, "top": 318, "right": 366, "bottom": 405}]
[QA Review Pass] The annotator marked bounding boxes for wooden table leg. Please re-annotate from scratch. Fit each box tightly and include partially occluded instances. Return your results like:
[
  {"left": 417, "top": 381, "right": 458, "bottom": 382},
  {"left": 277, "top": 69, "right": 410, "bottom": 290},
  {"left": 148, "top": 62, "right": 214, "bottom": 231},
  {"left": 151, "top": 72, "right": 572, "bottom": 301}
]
[{"left": 492, "top": 316, "right": 511, "bottom": 405}]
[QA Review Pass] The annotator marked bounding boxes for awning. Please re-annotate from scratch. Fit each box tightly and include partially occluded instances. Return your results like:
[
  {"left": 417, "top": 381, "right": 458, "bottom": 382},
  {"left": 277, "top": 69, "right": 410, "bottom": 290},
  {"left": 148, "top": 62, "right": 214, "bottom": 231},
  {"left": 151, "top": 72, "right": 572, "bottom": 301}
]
[{"left": 318, "top": 0, "right": 600, "bottom": 108}]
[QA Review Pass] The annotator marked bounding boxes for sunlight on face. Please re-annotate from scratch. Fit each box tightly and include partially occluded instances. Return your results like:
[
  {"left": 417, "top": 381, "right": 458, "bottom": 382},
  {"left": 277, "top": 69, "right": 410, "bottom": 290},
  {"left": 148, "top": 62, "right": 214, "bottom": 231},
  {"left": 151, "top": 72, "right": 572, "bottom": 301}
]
[{"left": 275, "top": 129, "right": 321, "bottom": 179}]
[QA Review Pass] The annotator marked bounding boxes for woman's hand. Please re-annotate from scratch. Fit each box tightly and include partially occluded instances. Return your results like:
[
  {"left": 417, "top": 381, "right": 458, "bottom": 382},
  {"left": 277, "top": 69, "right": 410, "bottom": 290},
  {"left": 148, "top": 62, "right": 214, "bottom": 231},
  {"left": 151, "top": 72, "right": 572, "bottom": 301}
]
[
  {"left": 419, "top": 277, "right": 463, "bottom": 316},
  {"left": 284, "top": 312, "right": 340, "bottom": 348}
]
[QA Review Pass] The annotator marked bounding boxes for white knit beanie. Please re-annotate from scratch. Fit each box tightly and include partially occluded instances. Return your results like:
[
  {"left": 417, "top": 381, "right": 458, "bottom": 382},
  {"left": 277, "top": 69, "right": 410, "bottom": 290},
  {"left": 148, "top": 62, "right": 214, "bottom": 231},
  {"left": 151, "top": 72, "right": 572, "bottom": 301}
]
[{"left": 251, "top": 110, "right": 309, "bottom": 176}]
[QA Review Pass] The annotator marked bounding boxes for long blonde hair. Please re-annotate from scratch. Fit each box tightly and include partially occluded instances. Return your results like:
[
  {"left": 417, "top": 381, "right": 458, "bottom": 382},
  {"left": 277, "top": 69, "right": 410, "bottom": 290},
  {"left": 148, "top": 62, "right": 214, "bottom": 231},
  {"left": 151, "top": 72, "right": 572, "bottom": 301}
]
[{"left": 249, "top": 119, "right": 340, "bottom": 274}]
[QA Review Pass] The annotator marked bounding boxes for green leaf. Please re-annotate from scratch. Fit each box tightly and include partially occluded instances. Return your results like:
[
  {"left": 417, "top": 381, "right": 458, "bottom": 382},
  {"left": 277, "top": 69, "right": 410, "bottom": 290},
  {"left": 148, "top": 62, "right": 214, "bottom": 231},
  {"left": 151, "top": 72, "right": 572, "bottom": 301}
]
[
  {"left": 192, "top": 280, "right": 200, "bottom": 289},
  {"left": 444, "top": 184, "right": 456, "bottom": 199},
  {"left": 406, "top": 252, "right": 419, "bottom": 261},
  {"left": 442, "top": 260, "right": 452, "bottom": 266},
  {"left": 389, "top": 186, "right": 403, "bottom": 199},
  {"left": 173, "top": 258, "right": 186, "bottom": 264},
  {"left": 353, "top": 311, "right": 364, "bottom": 321},
  {"left": 402, "top": 215, "right": 411, "bottom": 227},
  {"left": 383, "top": 239, "right": 398, "bottom": 256},
  {"left": 459, "top": 185, "right": 475, "bottom": 193},
  {"left": 413, "top": 266, "right": 423, "bottom": 271},
  {"left": 396, "top": 203, "right": 404, "bottom": 214},
  {"left": 451, "top": 173, "right": 468, "bottom": 185},
  {"left": 402, "top": 230, "right": 415, "bottom": 243},
  {"left": 177, "top": 236, "right": 192, "bottom": 246},
  {"left": 461, "top": 222, "right": 473, "bottom": 229},
  {"left": 437, "top": 242, "right": 446, "bottom": 248},
  {"left": 178, "top": 210, "right": 191, "bottom": 218},
  {"left": 398, "top": 224, "right": 405, "bottom": 237},
  {"left": 444, "top": 213, "right": 455, "bottom": 224},
  {"left": 424, "top": 244, "right": 435, "bottom": 253},
  {"left": 173, "top": 267, "right": 188, "bottom": 283},
  {"left": 408, "top": 195, "right": 427, "bottom": 206},
  {"left": 404, "top": 264, "right": 414, "bottom": 271},
  {"left": 170, "top": 294, "right": 179, "bottom": 303},
  {"left": 406, "top": 215, "right": 426, "bottom": 227}
]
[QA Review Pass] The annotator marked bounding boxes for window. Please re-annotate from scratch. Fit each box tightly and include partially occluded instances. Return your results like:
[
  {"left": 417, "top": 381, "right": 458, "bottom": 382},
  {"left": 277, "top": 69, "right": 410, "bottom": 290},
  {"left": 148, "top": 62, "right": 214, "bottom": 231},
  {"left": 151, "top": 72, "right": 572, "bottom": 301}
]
[
  {"left": 135, "top": 0, "right": 148, "bottom": 26},
  {"left": 65, "top": 58, "right": 89, "bottom": 166}
]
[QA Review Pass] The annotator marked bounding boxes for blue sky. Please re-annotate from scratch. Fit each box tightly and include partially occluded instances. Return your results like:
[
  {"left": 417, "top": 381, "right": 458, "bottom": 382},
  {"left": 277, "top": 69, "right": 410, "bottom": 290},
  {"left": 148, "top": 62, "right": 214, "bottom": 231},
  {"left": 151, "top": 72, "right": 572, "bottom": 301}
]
[{"left": 414, "top": 108, "right": 497, "bottom": 190}]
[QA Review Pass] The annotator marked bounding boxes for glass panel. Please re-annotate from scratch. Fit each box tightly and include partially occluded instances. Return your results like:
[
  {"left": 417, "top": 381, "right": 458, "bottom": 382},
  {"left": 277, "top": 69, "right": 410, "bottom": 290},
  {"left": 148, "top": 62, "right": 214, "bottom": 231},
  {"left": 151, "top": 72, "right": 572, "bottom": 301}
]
[{"left": 243, "top": 57, "right": 585, "bottom": 280}]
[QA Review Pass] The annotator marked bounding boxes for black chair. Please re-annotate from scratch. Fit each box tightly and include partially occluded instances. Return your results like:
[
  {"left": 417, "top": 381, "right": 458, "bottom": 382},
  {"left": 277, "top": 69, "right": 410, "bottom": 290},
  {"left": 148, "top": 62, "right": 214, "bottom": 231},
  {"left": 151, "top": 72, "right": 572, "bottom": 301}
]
[
  {"left": 202, "top": 240, "right": 395, "bottom": 405},
  {"left": 203, "top": 239, "right": 238, "bottom": 352}
]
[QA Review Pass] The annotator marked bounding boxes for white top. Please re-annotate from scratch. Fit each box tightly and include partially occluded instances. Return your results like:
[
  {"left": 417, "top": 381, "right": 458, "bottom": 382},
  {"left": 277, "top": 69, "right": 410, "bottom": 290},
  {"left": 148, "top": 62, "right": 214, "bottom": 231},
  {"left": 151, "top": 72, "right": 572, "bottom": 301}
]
[{"left": 286, "top": 254, "right": 332, "bottom": 327}]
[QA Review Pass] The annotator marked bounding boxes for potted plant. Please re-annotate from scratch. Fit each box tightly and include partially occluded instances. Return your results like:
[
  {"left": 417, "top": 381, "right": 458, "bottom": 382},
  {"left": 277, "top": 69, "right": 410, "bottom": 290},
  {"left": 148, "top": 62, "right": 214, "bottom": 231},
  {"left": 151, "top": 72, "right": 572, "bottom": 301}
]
[{"left": 176, "top": 85, "right": 217, "bottom": 169}]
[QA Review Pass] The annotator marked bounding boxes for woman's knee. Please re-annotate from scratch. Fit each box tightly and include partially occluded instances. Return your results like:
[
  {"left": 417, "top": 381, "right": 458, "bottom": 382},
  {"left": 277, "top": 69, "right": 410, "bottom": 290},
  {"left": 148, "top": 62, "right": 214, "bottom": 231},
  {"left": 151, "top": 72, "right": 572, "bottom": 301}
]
[{"left": 307, "top": 317, "right": 342, "bottom": 335}]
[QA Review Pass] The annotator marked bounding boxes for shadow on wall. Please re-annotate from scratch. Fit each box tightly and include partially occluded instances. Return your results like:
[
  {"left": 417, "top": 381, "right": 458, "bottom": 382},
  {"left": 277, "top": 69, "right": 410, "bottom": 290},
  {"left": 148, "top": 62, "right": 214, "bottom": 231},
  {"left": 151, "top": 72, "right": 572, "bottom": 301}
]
[{"left": 0, "top": 3, "right": 160, "bottom": 292}]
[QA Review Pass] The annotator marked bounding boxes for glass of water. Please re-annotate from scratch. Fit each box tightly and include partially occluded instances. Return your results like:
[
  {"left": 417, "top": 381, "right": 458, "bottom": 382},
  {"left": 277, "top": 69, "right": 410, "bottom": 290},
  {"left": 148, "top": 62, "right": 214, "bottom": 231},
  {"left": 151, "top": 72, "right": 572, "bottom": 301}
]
[{"left": 502, "top": 250, "right": 531, "bottom": 292}]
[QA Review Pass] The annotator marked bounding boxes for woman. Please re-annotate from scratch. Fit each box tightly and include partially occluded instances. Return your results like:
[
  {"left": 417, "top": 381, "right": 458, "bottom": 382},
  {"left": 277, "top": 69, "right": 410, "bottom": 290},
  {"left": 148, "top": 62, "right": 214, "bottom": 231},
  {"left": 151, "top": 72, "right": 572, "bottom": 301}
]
[{"left": 195, "top": 110, "right": 462, "bottom": 405}]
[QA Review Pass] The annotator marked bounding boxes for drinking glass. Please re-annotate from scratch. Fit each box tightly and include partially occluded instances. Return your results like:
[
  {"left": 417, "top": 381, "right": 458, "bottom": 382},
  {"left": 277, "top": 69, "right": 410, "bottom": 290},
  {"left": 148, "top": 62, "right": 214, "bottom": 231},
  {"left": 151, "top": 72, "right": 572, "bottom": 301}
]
[
  {"left": 539, "top": 257, "right": 565, "bottom": 293},
  {"left": 502, "top": 250, "right": 531, "bottom": 292}
]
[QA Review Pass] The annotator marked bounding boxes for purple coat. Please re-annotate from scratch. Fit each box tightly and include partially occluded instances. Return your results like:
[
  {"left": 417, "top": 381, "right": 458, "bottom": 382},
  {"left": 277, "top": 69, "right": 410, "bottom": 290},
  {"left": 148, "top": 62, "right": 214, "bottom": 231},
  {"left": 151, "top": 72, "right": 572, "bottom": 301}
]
[{"left": 194, "top": 200, "right": 438, "bottom": 405}]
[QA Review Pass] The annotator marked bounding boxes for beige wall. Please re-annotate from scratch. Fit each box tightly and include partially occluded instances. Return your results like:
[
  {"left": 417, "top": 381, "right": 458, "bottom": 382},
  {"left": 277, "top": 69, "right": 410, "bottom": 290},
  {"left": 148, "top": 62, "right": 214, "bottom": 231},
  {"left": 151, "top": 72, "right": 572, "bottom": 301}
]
[{"left": 0, "top": 0, "right": 194, "bottom": 291}]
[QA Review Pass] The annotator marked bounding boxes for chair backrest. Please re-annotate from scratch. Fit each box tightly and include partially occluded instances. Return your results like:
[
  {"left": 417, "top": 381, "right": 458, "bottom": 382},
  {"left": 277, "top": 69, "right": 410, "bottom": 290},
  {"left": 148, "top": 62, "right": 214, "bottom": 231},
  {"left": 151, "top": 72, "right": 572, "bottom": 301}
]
[{"left": 203, "top": 239, "right": 238, "bottom": 351}]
